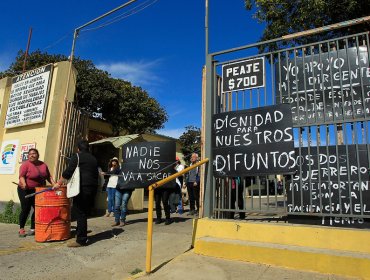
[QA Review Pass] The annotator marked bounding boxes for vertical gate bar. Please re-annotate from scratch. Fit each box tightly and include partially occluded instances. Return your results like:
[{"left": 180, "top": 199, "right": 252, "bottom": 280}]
[
  {"left": 228, "top": 178, "right": 232, "bottom": 217},
  {"left": 258, "top": 176, "right": 262, "bottom": 210},
  {"left": 337, "top": 39, "right": 353, "bottom": 216},
  {"left": 277, "top": 52, "right": 283, "bottom": 104},
  {"left": 329, "top": 40, "right": 343, "bottom": 216},
  {"left": 345, "top": 37, "right": 364, "bottom": 216},
  {"left": 270, "top": 53, "right": 275, "bottom": 106},
  {"left": 266, "top": 177, "right": 270, "bottom": 211},
  {"left": 249, "top": 89, "right": 252, "bottom": 109},
  {"left": 242, "top": 90, "right": 246, "bottom": 109},
  {"left": 250, "top": 176, "right": 254, "bottom": 210},
  {"left": 325, "top": 124, "right": 333, "bottom": 216},
  {"left": 316, "top": 125, "right": 323, "bottom": 215},
  {"left": 318, "top": 43, "right": 327, "bottom": 124},
  {"left": 203, "top": 53, "right": 214, "bottom": 217}
]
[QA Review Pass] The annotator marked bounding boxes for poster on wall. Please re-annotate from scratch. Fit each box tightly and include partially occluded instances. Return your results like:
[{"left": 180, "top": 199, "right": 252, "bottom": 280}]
[
  {"left": 19, "top": 143, "right": 36, "bottom": 163},
  {"left": 5, "top": 64, "right": 53, "bottom": 128},
  {"left": 0, "top": 139, "right": 19, "bottom": 174}
]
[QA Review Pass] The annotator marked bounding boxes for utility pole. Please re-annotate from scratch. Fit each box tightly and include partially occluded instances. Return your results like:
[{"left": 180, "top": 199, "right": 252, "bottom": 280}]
[
  {"left": 22, "top": 27, "right": 33, "bottom": 73},
  {"left": 54, "top": 0, "right": 139, "bottom": 178}
]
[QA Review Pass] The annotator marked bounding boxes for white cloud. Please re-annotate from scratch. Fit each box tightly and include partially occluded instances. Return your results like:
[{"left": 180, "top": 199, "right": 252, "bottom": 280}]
[
  {"left": 96, "top": 59, "right": 163, "bottom": 88},
  {"left": 156, "top": 128, "right": 185, "bottom": 139}
]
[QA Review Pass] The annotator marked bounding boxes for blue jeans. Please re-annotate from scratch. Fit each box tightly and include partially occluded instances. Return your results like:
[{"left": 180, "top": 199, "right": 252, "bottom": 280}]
[
  {"left": 114, "top": 189, "right": 132, "bottom": 222},
  {"left": 107, "top": 188, "right": 116, "bottom": 213}
]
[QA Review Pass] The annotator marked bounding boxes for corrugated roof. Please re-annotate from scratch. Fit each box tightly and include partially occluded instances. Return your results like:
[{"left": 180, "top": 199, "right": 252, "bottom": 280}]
[{"left": 89, "top": 134, "right": 140, "bottom": 148}]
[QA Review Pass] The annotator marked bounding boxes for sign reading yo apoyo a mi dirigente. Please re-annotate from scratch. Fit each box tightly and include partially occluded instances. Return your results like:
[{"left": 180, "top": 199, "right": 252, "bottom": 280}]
[
  {"left": 0, "top": 139, "right": 19, "bottom": 174},
  {"left": 5, "top": 64, "right": 53, "bottom": 128},
  {"left": 222, "top": 57, "right": 265, "bottom": 92}
]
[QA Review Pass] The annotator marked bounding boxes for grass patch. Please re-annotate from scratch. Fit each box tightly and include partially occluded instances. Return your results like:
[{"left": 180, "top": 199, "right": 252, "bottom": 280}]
[
  {"left": 0, "top": 200, "right": 30, "bottom": 225},
  {"left": 130, "top": 268, "right": 143, "bottom": 275}
]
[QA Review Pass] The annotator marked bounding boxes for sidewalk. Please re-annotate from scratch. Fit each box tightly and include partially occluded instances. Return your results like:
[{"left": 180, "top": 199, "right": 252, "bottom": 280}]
[
  {"left": 0, "top": 210, "right": 357, "bottom": 280},
  {"left": 134, "top": 251, "right": 355, "bottom": 280}
]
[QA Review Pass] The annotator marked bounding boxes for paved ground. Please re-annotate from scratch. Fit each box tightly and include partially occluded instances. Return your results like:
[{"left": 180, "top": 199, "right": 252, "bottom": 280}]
[{"left": 0, "top": 210, "right": 357, "bottom": 280}]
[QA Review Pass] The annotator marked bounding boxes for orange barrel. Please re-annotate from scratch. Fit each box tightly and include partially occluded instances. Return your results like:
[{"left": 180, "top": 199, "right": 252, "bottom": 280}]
[{"left": 35, "top": 186, "right": 71, "bottom": 242}]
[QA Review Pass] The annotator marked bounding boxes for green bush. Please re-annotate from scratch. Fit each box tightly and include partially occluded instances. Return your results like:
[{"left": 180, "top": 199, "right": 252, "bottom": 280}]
[{"left": 0, "top": 200, "right": 29, "bottom": 225}]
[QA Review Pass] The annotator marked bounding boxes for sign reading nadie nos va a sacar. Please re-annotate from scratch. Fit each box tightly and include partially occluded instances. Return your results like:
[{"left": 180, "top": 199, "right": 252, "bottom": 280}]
[{"left": 5, "top": 64, "right": 53, "bottom": 128}]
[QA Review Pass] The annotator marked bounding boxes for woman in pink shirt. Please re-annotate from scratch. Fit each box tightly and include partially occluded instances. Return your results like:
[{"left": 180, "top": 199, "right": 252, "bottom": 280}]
[{"left": 18, "top": 148, "right": 55, "bottom": 237}]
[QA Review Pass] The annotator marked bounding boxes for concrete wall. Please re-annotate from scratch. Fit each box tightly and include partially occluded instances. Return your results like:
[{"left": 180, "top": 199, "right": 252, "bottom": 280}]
[{"left": 0, "top": 61, "right": 76, "bottom": 203}]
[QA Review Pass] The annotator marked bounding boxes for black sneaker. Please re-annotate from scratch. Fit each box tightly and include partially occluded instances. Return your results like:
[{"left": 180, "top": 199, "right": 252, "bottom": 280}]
[
  {"left": 164, "top": 219, "right": 173, "bottom": 225},
  {"left": 155, "top": 218, "right": 163, "bottom": 224}
]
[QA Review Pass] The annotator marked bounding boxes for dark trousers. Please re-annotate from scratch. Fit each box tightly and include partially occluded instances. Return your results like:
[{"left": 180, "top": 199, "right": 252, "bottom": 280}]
[
  {"left": 154, "top": 188, "right": 170, "bottom": 220},
  {"left": 187, "top": 182, "right": 200, "bottom": 211},
  {"left": 17, "top": 187, "right": 35, "bottom": 229},
  {"left": 72, "top": 189, "right": 95, "bottom": 244},
  {"left": 229, "top": 185, "right": 245, "bottom": 219}
]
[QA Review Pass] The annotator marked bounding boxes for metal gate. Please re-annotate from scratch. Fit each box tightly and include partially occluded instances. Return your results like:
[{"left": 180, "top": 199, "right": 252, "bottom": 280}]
[
  {"left": 204, "top": 18, "right": 370, "bottom": 226},
  {"left": 54, "top": 101, "right": 89, "bottom": 179}
]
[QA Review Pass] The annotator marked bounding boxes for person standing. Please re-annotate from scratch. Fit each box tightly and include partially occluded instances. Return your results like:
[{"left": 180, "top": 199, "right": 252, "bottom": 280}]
[
  {"left": 18, "top": 148, "right": 55, "bottom": 237},
  {"left": 169, "top": 156, "right": 184, "bottom": 214},
  {"left": 102, "top": 157, "right": 120, "bottom": 217},
  {"left": 154, "top": 186, "right": 172, "bottom": 225},
  {"left": 54, "top": 140, "right": 98, "bottom": 247},
  {"left": 186, "top": 153, "right": 200, "bottom": 216},
  {"left": 112, "top": 176, "right": 133, "bottom": 227}
]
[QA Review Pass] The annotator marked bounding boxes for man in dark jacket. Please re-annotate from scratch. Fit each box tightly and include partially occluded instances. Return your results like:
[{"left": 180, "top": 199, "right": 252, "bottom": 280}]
[{"left": 54, "top": 140, "right": 98, "bottom": 247}]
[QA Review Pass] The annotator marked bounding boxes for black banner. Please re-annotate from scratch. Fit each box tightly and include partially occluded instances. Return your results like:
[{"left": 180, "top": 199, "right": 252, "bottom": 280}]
[
  {"left": 118, "top": 141, "right": 176, "bottom": 189},
  {"left": 222, "top": 57, "right": 265, "bottom": 92},
  {"left": 288, "top": 145, "right": 370, "bottom": 216},
  {"left": 277, "top": 46, "right": 370, "bottom": 124},
  {"left": 213, "top": 104, "right": 295, "bottom": 176}
]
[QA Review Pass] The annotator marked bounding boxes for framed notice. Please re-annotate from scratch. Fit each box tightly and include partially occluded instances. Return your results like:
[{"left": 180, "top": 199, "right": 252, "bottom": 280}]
[
  {"left": 5, "top": 64, "right": 53, "bottom": 128},
  {"left": 0, "top": 139, "right": 19, "bottom": 174}
]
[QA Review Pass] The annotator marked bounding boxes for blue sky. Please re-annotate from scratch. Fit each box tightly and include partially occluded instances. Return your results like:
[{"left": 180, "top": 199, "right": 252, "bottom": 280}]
[{"left": 0, "top": 0, "right": 265, "bottom": 138}]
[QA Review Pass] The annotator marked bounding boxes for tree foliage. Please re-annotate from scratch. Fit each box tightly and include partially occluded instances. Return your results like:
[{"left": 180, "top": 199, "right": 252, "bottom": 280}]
[
  {"left": 178, "top": 125, "right": 201, "bottom": 164},
  {"left": 244, "top": 0, "right": 370, "bottom": 52},
  {"left": 1, "top": 50, "right": 168, "bottom": 135}
]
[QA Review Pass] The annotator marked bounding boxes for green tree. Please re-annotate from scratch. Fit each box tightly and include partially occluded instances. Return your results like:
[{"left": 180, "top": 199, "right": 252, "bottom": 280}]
[
  {"left": 178, "top": 126, "right": 201, "bottom": 164},
  {"left": 244, "top": 0, "right": 370, "bottom": 52},
  {"left": 1, "top": 50, "right": 167, "bottom": 135}
]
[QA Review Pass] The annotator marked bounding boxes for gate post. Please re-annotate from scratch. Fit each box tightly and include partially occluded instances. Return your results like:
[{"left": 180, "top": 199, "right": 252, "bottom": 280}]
[{"left": 203, "top": 54, "right": 214, "bottom": 218}]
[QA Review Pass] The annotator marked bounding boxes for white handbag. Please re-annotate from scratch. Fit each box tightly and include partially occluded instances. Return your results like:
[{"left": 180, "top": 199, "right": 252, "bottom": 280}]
[{"left": 67, "top": 153, "right": 80, "bottom": 198}]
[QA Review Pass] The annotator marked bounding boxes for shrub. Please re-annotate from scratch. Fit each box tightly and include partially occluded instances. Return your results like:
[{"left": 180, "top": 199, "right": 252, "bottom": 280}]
[{"left": 0, "top": 200, "right": 28, "bottom": 225}]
